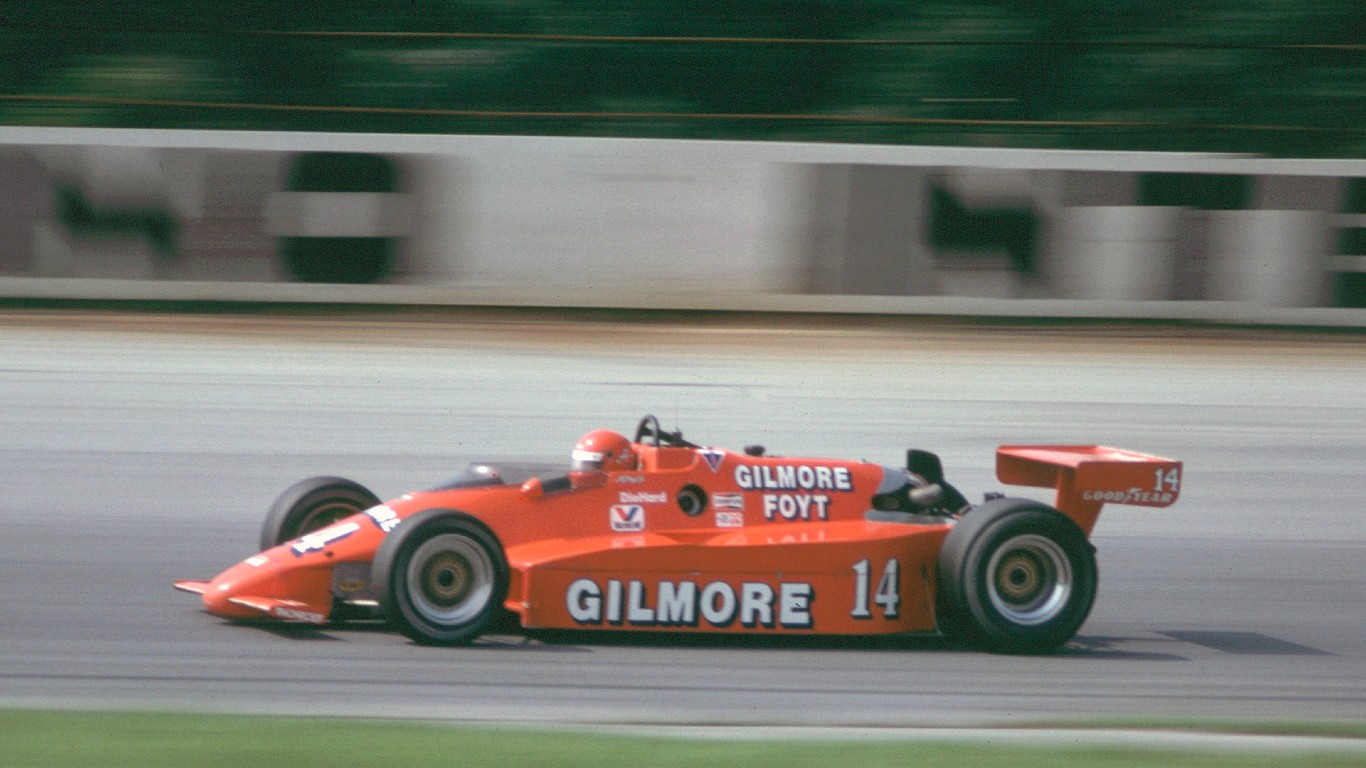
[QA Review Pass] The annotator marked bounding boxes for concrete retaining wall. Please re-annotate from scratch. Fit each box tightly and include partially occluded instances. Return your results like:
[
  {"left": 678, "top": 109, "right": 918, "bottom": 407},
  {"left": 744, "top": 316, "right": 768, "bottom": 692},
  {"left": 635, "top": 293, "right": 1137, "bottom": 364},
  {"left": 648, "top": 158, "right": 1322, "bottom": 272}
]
[{"left": 1, "top": 128, "right": 1364, "bottom": 326}]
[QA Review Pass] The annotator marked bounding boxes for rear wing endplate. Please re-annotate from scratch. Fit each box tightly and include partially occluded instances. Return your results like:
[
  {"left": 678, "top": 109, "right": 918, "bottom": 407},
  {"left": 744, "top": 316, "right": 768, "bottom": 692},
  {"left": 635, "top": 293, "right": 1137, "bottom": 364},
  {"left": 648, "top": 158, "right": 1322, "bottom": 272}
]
[{"left": 996, "top": 445, "right": 1182, "bottom": 535}]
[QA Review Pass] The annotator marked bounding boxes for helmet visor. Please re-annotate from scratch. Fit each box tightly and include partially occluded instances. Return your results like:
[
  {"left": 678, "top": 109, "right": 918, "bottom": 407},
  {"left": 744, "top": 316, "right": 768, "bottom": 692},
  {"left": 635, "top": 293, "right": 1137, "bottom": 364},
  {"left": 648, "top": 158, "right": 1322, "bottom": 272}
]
[{"left": 571, "top": 449, "right": 604, "bottom": 471}]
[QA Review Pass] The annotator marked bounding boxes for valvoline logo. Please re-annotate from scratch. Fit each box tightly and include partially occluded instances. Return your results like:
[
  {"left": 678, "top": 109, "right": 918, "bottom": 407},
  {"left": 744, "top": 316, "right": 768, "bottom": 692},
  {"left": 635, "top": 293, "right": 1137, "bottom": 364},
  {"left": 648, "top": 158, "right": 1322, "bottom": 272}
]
[{"left": 610, "top": 504, "right": 645, "bottom": 532}]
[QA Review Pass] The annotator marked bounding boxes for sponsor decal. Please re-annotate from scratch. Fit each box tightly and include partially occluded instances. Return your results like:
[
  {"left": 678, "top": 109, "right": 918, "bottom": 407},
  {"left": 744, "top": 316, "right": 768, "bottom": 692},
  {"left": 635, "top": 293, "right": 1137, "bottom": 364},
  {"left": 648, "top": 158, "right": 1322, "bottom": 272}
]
[
  {"left": 1082, "top": 488, "right": 1176, "bottom": 504},
  {"left": 734, "top": 464, "right": 853, "bottom": 492},
  {"left": 762, "top": 493, "right": 831, "bottom": 521},
  {"left": 336, "top": 579, "right": 367, "bottom": 594},
  {"left": 619, "top": 490, "right": 668, "bottom": 504},
  {"left": 272, "top": 605, "right": 326, "bottom": 624},
  {"left": 610, "top": 504, "right": 645, "bottom": 532},
  {"left": 566, "top": 577, "right": 814, "bottom": 629},
  {"left": 290, "top": 522, "right": 360, "bottom": 557},
  {"left": 364, "top": 505, "right": 400, "bottom": 533},
  {"left": 713, "top": 493, "right": 744, "bottom": 510},
  {"left": 245, "top": 555, "right": 269, "bottom": 567},
  {"left": 715, "top": 511, "right": 744, "bottom": 528},
  {"left": 613, "top": 475, "right": 646, "bottom": 484},
  {"left": 698, "top": 448, "right": 726, "bottom": 473}
]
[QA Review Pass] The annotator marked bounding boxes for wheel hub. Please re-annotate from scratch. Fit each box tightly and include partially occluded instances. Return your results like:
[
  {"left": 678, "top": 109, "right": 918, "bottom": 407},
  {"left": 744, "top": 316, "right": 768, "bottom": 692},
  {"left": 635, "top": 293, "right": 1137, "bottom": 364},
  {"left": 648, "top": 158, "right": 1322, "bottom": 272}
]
[
  {"left": 984, "top": 534, "right": 1073, "bottom": 626},
  {"left": 421, "top": 553, "right": 472, "bottom": 607},
  {"left": 996, "top": 550, "right": 1045, "bottom": 604}
]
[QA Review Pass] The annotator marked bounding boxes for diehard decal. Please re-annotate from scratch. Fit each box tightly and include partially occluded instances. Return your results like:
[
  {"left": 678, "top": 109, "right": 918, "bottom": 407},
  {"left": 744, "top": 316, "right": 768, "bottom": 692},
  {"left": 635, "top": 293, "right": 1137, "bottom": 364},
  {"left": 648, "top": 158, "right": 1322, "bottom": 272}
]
[
  {"left": 715, "top": 511, "right": 744, "bottom": 528},
  {"left": 619, "top": 490, "right": 668, "bottom": 504},
  {"left": 734, "top": 464, "right": 853, "bottom": 492},
  {"left": 610, "top": 504, "right": 645, "bottom": 532},
  {"left": 699, "top": 448, "right": 726, "bottom": 472},
  {"left": 566, "top": 577, "right": 814, "bottom": 629}
]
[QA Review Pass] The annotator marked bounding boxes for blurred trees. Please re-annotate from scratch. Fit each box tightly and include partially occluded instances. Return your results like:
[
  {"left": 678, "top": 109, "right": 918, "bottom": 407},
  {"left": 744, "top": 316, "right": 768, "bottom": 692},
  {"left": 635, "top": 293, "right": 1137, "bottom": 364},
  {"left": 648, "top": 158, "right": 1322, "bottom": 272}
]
[{"left": 1, "top": 1, "right": 1361, "bottom": 155}]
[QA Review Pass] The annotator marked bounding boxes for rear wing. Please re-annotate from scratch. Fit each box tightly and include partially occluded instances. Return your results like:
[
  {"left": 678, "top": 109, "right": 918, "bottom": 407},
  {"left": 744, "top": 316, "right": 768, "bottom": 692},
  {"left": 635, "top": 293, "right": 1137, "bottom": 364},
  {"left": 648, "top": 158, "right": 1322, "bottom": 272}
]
[{"left": 996, "top": 445, "right": 1182, "bottom": 535}]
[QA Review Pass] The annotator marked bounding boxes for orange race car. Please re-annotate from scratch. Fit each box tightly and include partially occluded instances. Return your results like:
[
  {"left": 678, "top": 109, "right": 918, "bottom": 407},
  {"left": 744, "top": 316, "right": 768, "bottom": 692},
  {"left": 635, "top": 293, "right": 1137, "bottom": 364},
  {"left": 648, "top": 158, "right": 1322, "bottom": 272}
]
[{"left": 176, "top": 415, "right": 1181, "bottom": 654}]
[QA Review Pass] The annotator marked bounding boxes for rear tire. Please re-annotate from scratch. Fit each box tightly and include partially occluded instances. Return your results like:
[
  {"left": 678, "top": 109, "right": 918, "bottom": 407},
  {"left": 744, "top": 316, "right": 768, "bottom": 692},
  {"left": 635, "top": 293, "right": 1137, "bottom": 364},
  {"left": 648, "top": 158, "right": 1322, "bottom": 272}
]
[
  {"left": 372, "top": 509, "right": 508, "bottom": 646},
  {"left": 260, "top": 476, "right": 380, "bottom": 550},
  {"left": 937, "top": 498, "right": 1097, "bottom": 654}
]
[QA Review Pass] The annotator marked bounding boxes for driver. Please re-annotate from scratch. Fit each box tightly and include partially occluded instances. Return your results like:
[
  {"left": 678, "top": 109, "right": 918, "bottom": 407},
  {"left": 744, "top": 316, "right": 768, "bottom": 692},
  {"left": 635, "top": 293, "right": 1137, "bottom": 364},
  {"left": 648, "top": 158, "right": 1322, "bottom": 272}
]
[
  {"left": 571, "top": 429, "right": 638, "bottom": 472},
  {"left": 523, "top": 429, "right": 639, "bottom": 498}
]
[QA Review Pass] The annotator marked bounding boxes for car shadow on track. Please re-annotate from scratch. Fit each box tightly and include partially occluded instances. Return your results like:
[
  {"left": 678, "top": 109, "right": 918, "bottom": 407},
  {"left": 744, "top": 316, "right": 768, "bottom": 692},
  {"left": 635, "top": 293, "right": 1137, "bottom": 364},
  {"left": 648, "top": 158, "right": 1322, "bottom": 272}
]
[
  {"left": 1059, "top": 635, "right": 1189, "bottom": 661},
  {"left": 221, "top": 619, "right": 597, "bottom": 653},
  {"left": 531, "top": 631, "right": 1194, "bottom": 659},
  {"left": 223, "top": 619, "right": 1198, "bottom": 660},
  {"left": 223, "top": 617, "right": 958, "bottom": 652},
  {"left": 223, "top": 619, "right": 348, "bottom": 641},
  {"left": 524, "top": 628, "right": 959, "bottom": 653}
]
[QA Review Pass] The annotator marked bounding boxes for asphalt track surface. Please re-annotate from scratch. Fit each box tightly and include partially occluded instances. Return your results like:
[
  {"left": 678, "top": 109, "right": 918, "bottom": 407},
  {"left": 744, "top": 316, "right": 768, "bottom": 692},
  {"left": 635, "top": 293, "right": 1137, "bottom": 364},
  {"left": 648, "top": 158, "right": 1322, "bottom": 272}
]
[{"left": 1, "top": 310, "right": 1363, "bottom": 728}]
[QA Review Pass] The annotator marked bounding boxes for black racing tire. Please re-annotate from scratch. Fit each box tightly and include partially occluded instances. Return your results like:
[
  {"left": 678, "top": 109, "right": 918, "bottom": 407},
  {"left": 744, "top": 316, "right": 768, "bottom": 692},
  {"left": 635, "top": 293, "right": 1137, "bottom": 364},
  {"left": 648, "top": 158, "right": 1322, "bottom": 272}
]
[
  {"left": 936, "top": 498, "right": 1097, "bottom": 654},
  {"left": 260, "top": 476, "right": 380, "bottom": 551},
  {"left": 372, "top": 509, "right": 508, "bottom": 646}
]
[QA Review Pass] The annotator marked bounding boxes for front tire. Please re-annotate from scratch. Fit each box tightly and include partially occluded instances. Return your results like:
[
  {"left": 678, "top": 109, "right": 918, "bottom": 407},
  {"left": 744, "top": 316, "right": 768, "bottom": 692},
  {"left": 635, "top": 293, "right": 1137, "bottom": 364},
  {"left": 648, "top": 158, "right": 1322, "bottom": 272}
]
[
  {"left": 937, "top": 498, "right": 1097, "bottom": 654},
  {"left": 372, "top": 509, "right": 508, "bottom": 646},
  {"left": 260, "top": 476, "right": 380, "bottom": 550}
]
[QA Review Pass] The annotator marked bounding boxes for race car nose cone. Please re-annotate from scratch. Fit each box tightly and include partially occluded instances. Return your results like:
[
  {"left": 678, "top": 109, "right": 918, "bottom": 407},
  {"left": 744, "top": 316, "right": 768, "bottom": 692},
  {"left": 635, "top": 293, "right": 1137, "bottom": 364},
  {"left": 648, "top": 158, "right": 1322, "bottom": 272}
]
[
  {"left": 200, "top": 554, "right": 282, "bottom": 619},
  {"left": 194, "top": 543, "right": 338, "bottom": 624}
]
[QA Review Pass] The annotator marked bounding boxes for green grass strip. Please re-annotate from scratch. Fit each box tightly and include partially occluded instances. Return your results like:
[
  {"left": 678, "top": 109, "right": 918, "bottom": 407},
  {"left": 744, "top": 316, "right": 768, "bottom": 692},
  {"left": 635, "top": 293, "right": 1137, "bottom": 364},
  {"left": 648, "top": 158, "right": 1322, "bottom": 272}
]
[{"left": 1, "top": 710, "right": 1362, "bottom": 768}]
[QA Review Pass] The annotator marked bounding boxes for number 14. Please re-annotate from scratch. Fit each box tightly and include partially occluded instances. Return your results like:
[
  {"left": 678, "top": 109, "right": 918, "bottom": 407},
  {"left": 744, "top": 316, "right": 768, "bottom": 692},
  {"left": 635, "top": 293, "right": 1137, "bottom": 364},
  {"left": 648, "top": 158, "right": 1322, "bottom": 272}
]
[{"left": 851, "top": 558, "right": 900, "bottom": 619}]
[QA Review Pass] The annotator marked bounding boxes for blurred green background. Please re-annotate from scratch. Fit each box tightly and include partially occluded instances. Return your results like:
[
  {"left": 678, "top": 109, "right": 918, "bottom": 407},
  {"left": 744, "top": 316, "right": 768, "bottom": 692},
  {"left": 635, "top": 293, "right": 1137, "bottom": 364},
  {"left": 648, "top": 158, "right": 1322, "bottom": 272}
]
[{"left": 2, "top": 2, "right": 1362, "bottom": 156}]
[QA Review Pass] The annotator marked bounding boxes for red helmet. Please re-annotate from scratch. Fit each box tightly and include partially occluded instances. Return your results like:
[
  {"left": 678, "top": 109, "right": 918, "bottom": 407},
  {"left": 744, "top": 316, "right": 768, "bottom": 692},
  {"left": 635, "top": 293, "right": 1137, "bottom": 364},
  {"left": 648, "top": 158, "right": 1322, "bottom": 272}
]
[{"left": 572, "top": 429, "right": 636, "bottom": 472}]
